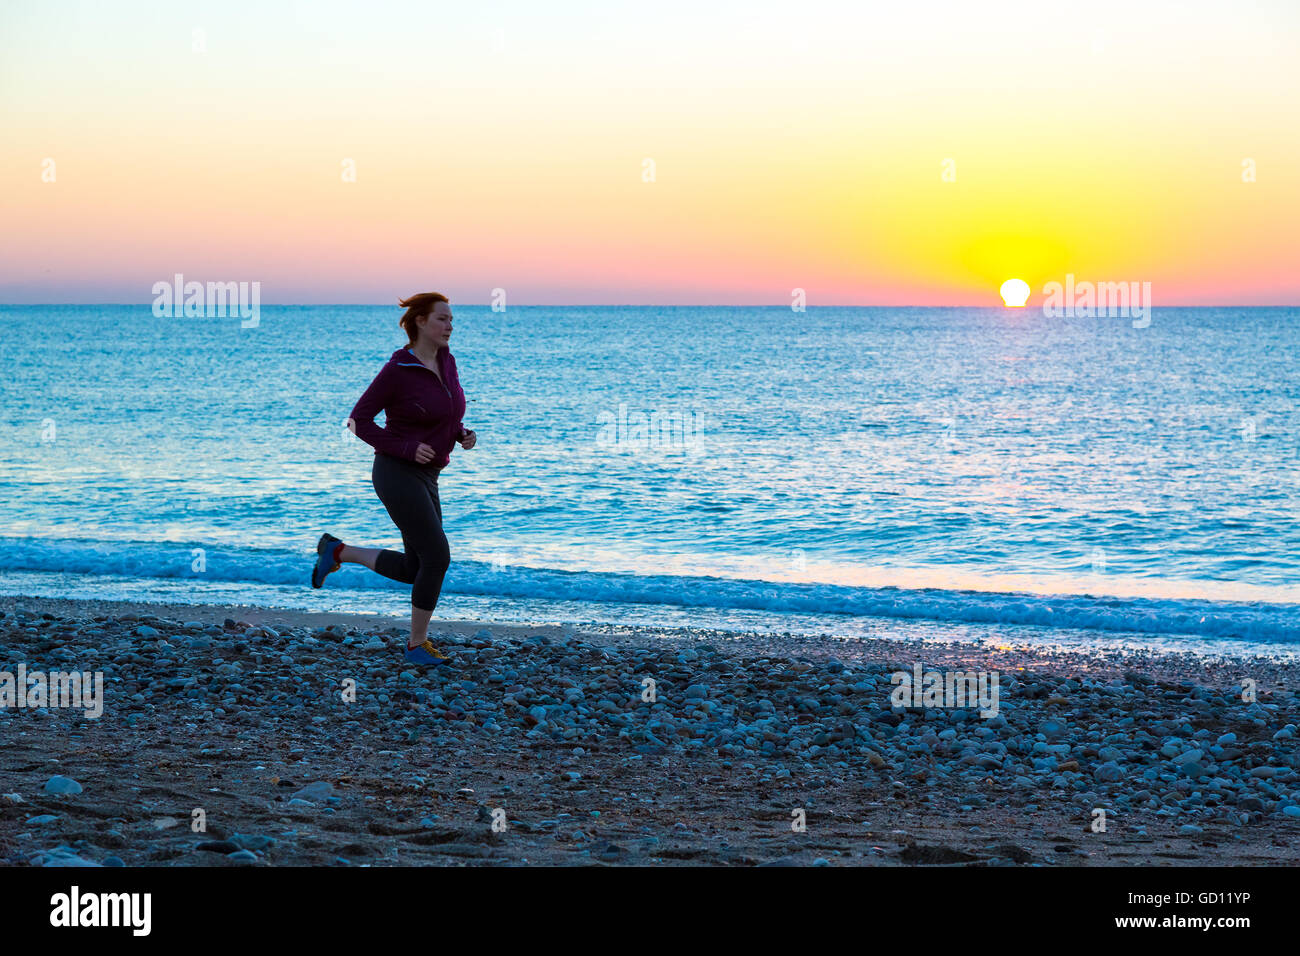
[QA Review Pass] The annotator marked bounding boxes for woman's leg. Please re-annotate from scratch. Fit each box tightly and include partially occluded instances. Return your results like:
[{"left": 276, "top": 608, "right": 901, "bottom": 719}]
[
  {"left": 337, "top": 546, "right": 383, "bottom": 571},
  {"left": 399, "top": 499, "right": 449, "bottom": 644},
  {"left": 371, "top": 456, "right": 451, "bottom": 647},
  {"left": 410, "top": 604, "right": 433, "bottom": 646},
  {"left": 335, "top": 542, "right": 433, "bottom": 646}
]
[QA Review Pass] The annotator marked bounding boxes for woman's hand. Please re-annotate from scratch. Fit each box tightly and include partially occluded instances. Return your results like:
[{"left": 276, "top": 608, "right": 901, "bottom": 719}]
[
  {"left": 458, "top": 429, "right": 477, "bottom": 450},
  {"left": 413, "top": 443, "right": 437, "bottom": 464}
]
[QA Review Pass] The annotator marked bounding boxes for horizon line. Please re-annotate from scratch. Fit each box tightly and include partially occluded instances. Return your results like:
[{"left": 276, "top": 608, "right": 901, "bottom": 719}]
[{"left": 3, "top": 302, "right": 1299, "bottom": 309}]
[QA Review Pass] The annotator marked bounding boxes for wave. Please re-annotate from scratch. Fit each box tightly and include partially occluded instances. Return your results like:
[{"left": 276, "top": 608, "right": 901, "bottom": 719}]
[{"left": 1, "top": 537, "right": 1297, "bottom": 644}]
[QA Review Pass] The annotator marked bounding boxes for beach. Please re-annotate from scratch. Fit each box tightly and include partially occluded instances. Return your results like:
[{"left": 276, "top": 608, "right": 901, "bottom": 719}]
[{"left": 3, "top": 596, "right": 1298, "bottom": 867}]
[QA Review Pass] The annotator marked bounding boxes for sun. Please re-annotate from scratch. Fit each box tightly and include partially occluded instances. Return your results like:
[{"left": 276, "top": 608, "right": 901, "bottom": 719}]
[{"left": 1000, "top": 278, "right": 1030, "bottom": 307}]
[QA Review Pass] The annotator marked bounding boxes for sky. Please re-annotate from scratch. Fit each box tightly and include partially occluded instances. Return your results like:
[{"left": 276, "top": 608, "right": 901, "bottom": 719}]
[{"left": 1, "top": 0, "right": 1298, "bottom": 305}]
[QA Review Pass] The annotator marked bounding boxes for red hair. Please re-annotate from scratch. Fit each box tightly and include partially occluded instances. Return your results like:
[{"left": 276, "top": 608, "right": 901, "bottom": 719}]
[{"left": 397, "top": 292, "right": 449, "bottom": 346}]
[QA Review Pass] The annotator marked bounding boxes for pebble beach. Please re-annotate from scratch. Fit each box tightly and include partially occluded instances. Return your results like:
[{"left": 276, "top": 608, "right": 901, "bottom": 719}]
[{"left": 2, "top": 596, "right": 1298, "bottom": 867}]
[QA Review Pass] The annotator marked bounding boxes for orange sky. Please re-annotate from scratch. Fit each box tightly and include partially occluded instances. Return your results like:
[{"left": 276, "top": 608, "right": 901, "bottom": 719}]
[{"left": 2, "top": 0, "right": 1298, "bottom": 305}]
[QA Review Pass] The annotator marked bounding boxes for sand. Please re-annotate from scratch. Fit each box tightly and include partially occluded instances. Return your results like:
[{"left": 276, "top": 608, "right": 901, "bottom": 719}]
[{"left": 2, "top": 594, "right": 1297, "bottom": 867}]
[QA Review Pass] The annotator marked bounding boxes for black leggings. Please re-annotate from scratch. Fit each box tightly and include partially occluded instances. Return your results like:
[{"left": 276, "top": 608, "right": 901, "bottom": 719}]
[{"left": 371, "top": 453, "right": 450, "bottom": 612}]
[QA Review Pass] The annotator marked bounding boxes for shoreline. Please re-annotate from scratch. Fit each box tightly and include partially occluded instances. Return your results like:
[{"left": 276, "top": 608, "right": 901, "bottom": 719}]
[
  {"left": 4, "top": 592, "right": 1293, "bottom": 682},
  {"left": 2, "top": 594, "right": 1298, "bottom": 867}
]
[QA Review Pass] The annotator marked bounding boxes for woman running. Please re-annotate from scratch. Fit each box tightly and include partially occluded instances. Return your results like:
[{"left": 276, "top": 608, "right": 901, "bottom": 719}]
[{"left": 311, "top": 292, "right": 477, "bottom": 666}]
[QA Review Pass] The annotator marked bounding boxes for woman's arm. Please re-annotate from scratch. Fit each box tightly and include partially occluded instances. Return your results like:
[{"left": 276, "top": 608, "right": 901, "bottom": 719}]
[
  {"left": 447, "top": 352, "right": 472, "bottom": 446},
  {"left": 349, "top": 364, "right": 417, "bottom": 460}
]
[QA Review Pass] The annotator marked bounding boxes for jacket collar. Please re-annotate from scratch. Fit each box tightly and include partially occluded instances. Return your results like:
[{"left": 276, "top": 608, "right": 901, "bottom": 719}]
[{"left": 392, "top": 345, "right": 447, "bottom": 370}]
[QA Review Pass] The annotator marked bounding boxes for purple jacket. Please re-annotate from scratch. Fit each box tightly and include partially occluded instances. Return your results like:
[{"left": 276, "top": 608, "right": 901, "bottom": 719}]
[{"left": 350, "top": 346, "right": 468, "bottom": 469}]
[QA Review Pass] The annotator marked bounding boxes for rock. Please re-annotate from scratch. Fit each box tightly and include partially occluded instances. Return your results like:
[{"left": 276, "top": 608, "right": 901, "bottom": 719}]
[
  {"left": 993, "top": 844, "right": 1034, "bottom": 863},
  {"left": 196, "top": 840, "right": 242, "bottom": 854},
  {"left": 44, "top": 775, "right": 83, "bottom": 795},
  {"left": 290, "top": 781, "right": 334, "bottom": 803},
  {"left": 231, "top": 833, "right": 275, "bottom": 851},
  {"left": 39, "top": 849, "right": 101, "bottom": 867},
  {"left": 899, "top": 843, "right": 981, "bottom": 864},
  {"left": 1094, "top": 762, "right": 1124, "bottom": 782},
  {"left": 1039, "top": 719, "right": 1067, "bottom": 740}
]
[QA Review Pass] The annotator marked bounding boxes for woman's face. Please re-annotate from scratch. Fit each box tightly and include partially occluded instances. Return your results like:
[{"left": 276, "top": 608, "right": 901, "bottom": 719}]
[{"left": 419, "top": 301, "right": 453, "bottom": 348}]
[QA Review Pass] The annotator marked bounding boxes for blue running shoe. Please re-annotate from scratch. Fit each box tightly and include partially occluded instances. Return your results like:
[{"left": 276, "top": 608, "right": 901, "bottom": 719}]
[
  {"left": 311, "top": 533, "right": 342, "bottom": 588},
  {"left": 404, "top": 640, "right": 450, "bottom": 667}
]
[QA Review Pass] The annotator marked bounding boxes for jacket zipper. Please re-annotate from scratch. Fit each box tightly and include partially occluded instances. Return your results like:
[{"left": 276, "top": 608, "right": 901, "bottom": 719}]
[{"left": 396, "top": 352, "right": 453, "bottom": 401}]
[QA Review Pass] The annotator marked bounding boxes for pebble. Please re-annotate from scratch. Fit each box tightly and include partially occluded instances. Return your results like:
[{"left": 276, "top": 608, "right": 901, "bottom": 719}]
[
  {"left": 197, "top": 840, "right": 242, "bottom": 853},
  {"left": 290, "top": 781, "right": 334, "bottom": 803},
  {"left": 231, "top": 833, "right": 276, "bottom": 851},
  {"left": 44, "top": 775, "right": 83, "bottom": 795},
  {"left": 1093, "top": 762, "right": 1123, "bottom": 783},
  {"left": 37, "top": 848, "right": 101, "bottom": 867}
]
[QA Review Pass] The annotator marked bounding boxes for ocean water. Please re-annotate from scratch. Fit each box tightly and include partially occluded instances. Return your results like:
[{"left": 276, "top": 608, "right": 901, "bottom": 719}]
[{"left": 1, "top": 304, "right": 1297, "bottom": 657}]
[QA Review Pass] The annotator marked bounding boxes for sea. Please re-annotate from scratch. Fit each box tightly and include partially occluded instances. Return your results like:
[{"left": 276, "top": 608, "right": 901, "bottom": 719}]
[{"left": 1, "top": 304, "right": 1297, "bottom": 658}]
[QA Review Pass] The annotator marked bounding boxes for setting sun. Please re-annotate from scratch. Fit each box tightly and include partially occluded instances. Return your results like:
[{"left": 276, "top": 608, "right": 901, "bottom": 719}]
[{"left": 1000, "top": 279, "right": 1031, "bottom": 307}]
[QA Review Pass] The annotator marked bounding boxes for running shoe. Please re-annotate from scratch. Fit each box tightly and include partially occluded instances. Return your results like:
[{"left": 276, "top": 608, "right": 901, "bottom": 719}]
[
  {"left": 311, "top": 533, "right": 342, "bottom": 588},
  {"left": 404, "top": 640, "right": 451, "bottom": 667}
]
